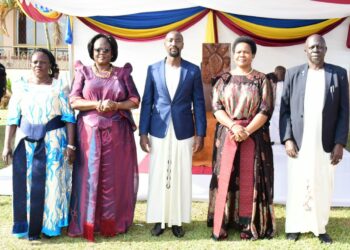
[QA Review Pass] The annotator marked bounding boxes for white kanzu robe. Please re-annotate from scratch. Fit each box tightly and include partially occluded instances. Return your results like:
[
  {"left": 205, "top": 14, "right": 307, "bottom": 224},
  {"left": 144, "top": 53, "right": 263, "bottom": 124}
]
[
  {"left": 286, "top": 69, "right": 335, "bottom": 235},
  {"left": 146, "top": 65, "right": 194, "bottom": 228}
]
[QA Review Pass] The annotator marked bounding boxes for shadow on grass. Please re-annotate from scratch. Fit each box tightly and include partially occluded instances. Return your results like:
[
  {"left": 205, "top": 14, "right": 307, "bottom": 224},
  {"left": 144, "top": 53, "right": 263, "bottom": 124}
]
[
  {"left": 0, "top": 196, "right": 349, "bottom": 249},
  {"left": 27, "top": 216, "right": 350, "bottom": 245},
  {"left": 29, "top": 219, "right": 348, "bottom": 250}
]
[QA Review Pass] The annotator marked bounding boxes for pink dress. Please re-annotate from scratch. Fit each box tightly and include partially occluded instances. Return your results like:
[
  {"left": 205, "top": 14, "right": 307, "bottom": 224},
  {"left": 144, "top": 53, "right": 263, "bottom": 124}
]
[{"left": 68, "top": 63, "right": 139, "bottom": 241}]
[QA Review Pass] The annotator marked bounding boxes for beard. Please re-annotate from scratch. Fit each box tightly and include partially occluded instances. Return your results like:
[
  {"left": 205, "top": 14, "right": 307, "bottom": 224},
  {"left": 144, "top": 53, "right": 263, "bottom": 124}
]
[{"left": 169, "top": 47, "right": 180, "bottom": 58}]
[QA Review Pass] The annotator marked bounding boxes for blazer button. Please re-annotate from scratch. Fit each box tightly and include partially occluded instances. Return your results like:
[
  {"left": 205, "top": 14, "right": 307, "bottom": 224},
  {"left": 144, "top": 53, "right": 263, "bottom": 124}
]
[{"left": 301, "top": 115, "right": 303, "bottom": 118}]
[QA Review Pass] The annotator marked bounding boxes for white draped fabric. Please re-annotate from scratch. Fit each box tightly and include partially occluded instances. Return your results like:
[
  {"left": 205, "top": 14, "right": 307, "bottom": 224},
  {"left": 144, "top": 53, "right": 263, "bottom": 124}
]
[
  {"left": 147, "top": 122, "right": 194, "bottom": 228},
  {"left": 27, "top": 0, "right": 195, "bottom": 16},
  {"left": 28, "top": 0, "right": 350, "bottom": 18}
]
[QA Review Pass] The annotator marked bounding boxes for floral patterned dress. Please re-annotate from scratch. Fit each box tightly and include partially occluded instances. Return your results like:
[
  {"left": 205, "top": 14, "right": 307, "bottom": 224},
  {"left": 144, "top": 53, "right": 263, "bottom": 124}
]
[
  {"left": 7, "top": 78, "right": 75, "bottom": 237},
  {"left": 207, "top": 70, "right": 275, "bottom": 239}
]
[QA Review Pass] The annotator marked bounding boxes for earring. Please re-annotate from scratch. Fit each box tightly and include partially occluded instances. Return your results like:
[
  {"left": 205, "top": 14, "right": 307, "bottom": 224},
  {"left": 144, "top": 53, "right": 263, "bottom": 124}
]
[{"left": 48, "top": 69, "right": 52, "bottom": 75}]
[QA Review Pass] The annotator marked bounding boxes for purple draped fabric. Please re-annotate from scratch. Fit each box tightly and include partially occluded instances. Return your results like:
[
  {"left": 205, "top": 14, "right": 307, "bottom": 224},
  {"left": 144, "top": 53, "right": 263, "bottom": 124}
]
[{"left": 68, "top": 63, "right": 139, "bottom": 241}]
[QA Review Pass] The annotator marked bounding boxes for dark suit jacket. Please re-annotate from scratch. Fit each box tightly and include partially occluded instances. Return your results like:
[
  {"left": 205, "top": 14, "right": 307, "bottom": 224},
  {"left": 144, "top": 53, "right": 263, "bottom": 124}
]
[
  {"left": 139, "top": 59, "right": 206, "bottom": 140},
  {"left": 279, "top": 63, "right": 349, "bottom": 152}
]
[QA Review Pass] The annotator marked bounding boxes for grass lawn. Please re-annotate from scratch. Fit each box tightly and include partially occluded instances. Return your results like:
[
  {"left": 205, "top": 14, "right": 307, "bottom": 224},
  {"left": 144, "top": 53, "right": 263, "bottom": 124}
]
[{"left": 0, "top": 198, "right": 350, "bottom": 250}]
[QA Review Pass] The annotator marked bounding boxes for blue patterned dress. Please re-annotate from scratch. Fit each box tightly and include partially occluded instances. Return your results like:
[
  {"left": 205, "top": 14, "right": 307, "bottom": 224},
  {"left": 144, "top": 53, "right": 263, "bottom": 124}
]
[{"left": 7, "top": 78, "right": 76, "bottom": 237}]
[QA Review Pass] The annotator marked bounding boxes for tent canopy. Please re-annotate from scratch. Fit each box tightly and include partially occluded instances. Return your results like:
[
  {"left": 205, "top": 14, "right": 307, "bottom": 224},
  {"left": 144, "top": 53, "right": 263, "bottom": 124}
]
[{"left": 28, "top": 0, "right": 350, "bottom": 19}]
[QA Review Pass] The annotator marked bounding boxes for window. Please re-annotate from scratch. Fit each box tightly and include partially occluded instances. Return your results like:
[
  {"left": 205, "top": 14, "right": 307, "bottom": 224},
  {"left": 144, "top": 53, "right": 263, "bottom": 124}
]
[{"left": 15, "top": 9, "right": 67, "bottom": 48}]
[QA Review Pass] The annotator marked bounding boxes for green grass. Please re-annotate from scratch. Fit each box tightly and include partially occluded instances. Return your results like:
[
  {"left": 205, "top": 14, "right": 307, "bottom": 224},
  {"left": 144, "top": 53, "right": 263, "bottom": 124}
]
[{"left": 0, "top": 198, "right": 349, "bottom": 249}]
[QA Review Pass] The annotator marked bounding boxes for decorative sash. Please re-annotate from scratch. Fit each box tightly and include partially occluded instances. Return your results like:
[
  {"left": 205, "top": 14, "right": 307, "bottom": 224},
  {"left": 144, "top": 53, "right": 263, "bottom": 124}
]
[
  {"left": 213, "top": 120, "right": 255, "bottom": 238},
  {"left": 12, "top": 116, "right": 65, "bottom": 239}
]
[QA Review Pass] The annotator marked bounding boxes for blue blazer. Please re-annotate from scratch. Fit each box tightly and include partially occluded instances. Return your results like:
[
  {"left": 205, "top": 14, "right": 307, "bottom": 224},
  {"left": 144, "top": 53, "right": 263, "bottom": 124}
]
[
  {"left": 279, "top": 63, "right": 349, "bottom": 152},
  {"left": 139, "top": 59, "right": 206, "bottom": 140}
]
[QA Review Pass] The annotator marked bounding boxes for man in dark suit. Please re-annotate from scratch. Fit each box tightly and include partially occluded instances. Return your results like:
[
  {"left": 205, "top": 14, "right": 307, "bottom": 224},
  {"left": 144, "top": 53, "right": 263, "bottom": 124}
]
[
  {"left": 139, "top": 31, "right": 206, "bottom": 237},
  {"left": 280, "top": 34, "right": 349, "bottom": 244}
]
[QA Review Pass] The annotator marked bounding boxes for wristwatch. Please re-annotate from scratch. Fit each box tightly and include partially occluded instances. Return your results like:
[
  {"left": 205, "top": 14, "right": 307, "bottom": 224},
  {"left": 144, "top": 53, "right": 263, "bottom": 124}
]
[{"left": 67, "top": 144, "right": 76, "bottom": 151}]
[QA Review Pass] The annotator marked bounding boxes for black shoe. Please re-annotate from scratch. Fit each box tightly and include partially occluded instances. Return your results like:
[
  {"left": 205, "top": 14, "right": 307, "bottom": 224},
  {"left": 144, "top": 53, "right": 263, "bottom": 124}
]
[
  {"left": 28, "top": 235, "right": 41, "bottom": 241},
  {"left": 318, "top": 233, "right": 332, "bottom": 244},
  {"left": 286, "top": 233, "right": 300, "bottom": 241},
  {"left": 207, "top": 218, "right": 213, "bottom": 227},
  {"left": 151, "top": 223, "right": 164, "bottom": 236},
  {"left": 171, "top": 226, "right": 185, "bottom": 238}
]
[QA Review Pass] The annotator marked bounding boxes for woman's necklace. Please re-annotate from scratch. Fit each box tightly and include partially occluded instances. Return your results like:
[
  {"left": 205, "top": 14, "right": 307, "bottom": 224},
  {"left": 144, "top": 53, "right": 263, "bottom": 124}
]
[
  {"left": 245, "top": 68, "right": 254, "bottom": 75},
  {"left": 233, "top": 68, "right": 254, "bottom": 76},
  {"left": 93, "top": 64, "right": 113, "bottom": 78}
]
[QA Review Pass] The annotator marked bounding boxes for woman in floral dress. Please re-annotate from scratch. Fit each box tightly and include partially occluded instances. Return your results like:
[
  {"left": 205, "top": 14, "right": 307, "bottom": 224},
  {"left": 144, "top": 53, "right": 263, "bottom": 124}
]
[
  {"left": 2, "top": 48, "right": 76, "bottom": 240},
  {"left": 207, "top": 36, "right": 275, "bottom": 240}
]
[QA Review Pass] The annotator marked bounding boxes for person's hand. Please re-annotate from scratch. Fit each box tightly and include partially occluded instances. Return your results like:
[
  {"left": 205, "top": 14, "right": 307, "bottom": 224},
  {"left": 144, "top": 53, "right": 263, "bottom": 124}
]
[
  {"left": 65, "top": 148, "right": 76, "bottom": 166},
  {"left": 230, "top": 124, "right": 248, "bottom": 142},
  {"left": 285, "top": 139, "right": 298, "bottom": 158},
  {"left": 330, "top": 144, "right": 343, "bottom": 165},
  {"left": 235, "top": 129, "right": 249, "bottom": 142},
  {"left": 96, "top": 100, "right": 103, "bottom": 112},
  {"left": 2, "top": 146, "right": 12, "bottom": 165},
  {"left": 140, "top": 135, "right": 151, "bottom": 153},
  {"left": 100, "top": 99, "right": 116, "bottom": 112},
  {"left": 193, "top": 136, "right": 204, "bottom": 153}
]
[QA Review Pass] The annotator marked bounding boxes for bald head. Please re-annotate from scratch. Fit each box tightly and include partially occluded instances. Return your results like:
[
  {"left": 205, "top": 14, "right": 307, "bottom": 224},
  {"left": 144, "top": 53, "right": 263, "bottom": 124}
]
[
  {"left": 305, "top": 34, "right": 327, "bottom": 68},
  {"left": 305, "top": 34, "right": 326, "bottom": 48},
  {"left": 165, "top": 31, "right": 183, "bottom": 41},
  {"left": 164, "top": 31, "right": 184, "bottom": 58}
]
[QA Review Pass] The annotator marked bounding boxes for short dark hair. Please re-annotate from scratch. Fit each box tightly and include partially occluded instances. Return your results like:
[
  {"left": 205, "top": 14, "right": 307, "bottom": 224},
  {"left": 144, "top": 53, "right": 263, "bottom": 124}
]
[
  {"left": 266, "top": 72, "right": 278, "bottom": 83},
  {"left": 87, "top": 34, "right": 118, "bottom": 62},
  {"left": 275, "top": 65, "right": 286, "bottom": 74},
  {"left": 32, "top": 48, "right": 59, "bottom": 78},
  {"left": 232, "top": 36, "right": 257, "bottom": 55}
]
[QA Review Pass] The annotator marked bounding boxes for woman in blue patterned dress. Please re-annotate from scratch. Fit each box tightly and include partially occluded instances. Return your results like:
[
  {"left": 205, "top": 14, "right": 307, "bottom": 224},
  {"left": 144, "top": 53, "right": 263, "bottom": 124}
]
[{"left": 2, "top": 48, "right": 76, "bottom": 240}]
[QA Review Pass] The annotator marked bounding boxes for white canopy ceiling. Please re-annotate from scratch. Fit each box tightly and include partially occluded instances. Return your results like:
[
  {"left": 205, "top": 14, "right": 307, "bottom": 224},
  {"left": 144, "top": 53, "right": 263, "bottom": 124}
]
[{"left": 28, "top": 0, "right": 350, "bottom": 19}]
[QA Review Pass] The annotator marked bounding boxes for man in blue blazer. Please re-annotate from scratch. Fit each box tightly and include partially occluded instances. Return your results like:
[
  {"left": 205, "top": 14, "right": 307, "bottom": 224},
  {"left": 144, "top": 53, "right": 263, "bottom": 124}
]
[
  {"left": 280, "top": 34, "right": 349, "bottom": 244},
  {"left": 139, "top": 31, "right": 206, "bottom": 237}
]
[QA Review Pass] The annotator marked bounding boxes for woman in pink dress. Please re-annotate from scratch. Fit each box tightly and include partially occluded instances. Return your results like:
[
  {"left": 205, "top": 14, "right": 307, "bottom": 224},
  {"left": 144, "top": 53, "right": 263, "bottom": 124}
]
[{"left": 68, "top": 34, "right": 140, "bottom": 241}]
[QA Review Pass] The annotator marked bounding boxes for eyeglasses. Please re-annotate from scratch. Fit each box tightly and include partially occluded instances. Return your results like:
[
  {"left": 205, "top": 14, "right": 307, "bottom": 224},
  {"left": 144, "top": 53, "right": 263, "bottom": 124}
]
[{"left": 94, "top": 48, "right": 111, "bottom": 53}]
